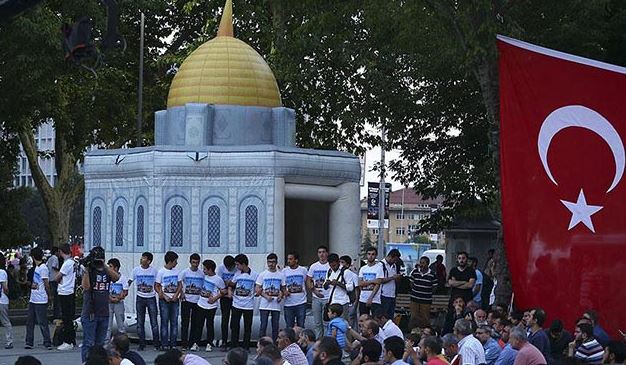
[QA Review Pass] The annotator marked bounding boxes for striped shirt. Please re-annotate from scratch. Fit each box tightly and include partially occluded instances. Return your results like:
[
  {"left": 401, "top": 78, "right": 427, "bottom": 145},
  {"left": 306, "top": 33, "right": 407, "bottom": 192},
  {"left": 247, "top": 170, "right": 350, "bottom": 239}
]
[
  {"left": 409, "top": 268, "right": 438, "bottom": 303},
  {"left": 574, "top": 339, "right": 604, "bottom": 364}
]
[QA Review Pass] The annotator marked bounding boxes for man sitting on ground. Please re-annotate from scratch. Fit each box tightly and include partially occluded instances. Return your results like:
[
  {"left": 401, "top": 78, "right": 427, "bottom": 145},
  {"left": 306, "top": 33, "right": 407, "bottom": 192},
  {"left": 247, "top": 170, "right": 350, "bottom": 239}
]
[
  {"left": 375, "top": 310, "right": 403, "bottom": 340},
  {"left": 495, "top": 322, "right": 518, "bottom": 365},
  {"left": 351, "top": 338, "right": 382, "bottom": 365},
  {"left": 508, "top": 327, "right": 546, "bottom": 365},
  {"left": 111, "top": 334, "right": 146, "bottom": 365},
  {"left": 454, "top": 319, "right": 486, "bottom": 365},
  {"left": 476, "top": 325, "right": 502, "bottom": 365},
  {"left": 383, "top": 336, "right": 409, "bottom": 365},
  {"left": 278, "top": 327, "right": 308, "bottom": 365},
  {"left": 568, "top": 323, "right": 604, "bottom": 364},
  {"left": 603, "top": 341, "right": 626, "bottom": 365}
]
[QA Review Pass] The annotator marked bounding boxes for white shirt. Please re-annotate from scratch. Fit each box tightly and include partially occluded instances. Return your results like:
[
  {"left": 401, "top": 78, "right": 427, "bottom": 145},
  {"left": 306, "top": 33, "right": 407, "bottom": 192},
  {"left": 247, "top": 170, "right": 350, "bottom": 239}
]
[
  {"left": 156, "top": 267, "right": 181, "bottom": 299},
  {"left": 217, "top": 264, "right": 238, "bottom": 285},
  {"left": 197, "top": 274, "right": 225, "bottom": 310},
  {"left": 30, "top": 263, "right": 49, "bottom": 304},
  {"left": 382, "top": 319, "right": 404, "bottom": 339},
  {"left": 110, "top": 274, "right": 129, "bottom": 299},
  {"left": 358, "top": 263, "right": 384, "bottom": 304},
  {"left": 381, "top": 259, "right": 397, "bottom": 298},
  {"left": 120, "top": 359, "right": 134, "bottom": 365},
  {"left": 256, "top": 269, "right": 286, "bottom": 311},
  {"left": 132, "top": 266, "right": 158, "bottom": 298},
  {"left": 232, "top": 269, "right": 258, "bottom": 310},
  {"left": 344, "top": 268, "right": 359, "bottom": 299},
  {"left": 326, "top": 268, "right": 354, "bottom": 305},
  {"left": 58, "top": 258, "right": 76, "bottom": 295},
  {"left": 282, "top": 266, "right": 308, "bottom": 307},
  {"left": 181, "top": 267, "right": 205, "bottom": 304},
  {"left": 307, "top": 261, "right": 330, "bottom": 300},
  {"left": 47, "top": 255, "right": 59, "bottom": 278},
  {"left": 0, "top": 270, "right": 8, "bottom": 305},
  {"left": 458, "top": 334, "right": 487, "bottom": 365},
  {"left": 390, "top": 360, "right": 409, "bottom": 365}
]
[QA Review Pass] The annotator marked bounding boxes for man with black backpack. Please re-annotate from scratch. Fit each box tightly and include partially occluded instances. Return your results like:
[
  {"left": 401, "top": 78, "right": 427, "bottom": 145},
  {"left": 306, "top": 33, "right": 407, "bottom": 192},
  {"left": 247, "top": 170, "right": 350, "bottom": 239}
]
[{"left": 324, "top": 254, "right": 354, "bottom": 322}]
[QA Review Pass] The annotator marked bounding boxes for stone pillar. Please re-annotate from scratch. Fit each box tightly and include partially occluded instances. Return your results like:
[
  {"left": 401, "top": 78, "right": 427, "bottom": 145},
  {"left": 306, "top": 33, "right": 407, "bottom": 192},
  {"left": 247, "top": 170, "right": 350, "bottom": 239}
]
[
  {"left": 274, "top": 178, "right": 285, "bottom": 264},
  {"left": 329, "top": 182, "right": 361, "bottom": 259}
]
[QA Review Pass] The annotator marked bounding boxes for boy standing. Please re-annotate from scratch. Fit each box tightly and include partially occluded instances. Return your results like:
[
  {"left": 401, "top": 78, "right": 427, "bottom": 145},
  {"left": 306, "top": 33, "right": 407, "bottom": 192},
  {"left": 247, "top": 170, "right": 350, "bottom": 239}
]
[
  {"left": 106, "top": 258, "right": 128, "bottom": 342},
  {"left": 155, "top": 251, "right": 182, "bottom": 350},
  {"left": 0, "top": 253, "right": 13, "bottom": 349},
  {"left": 180, "top": 253, "right": 203, "bottom": 350},
  {"left": 326, "top": 303, "right": 348, "bottom": 351},
  {"left": 191, "top": 259, "right": 225, "bottom": 352},
  {"left": 216, "top": 255, "right": 237, "bottom": 351},
  {"left": 25, "top": 247, "right": 52, "bottom": 350},
  {"left": 358, "top": 247, "right": 384, "bottom": 316},
  {"left": 129, "top": 252, "right": 160, "bottom": 351},
  {"left": 229, "top": 254, "right": 258, "bottom": 350},
  {"left": 55, "top": 244, "right": 77, "bottom": 350},
  {"left": 256, "top": 253, "right": 285, "bottom": 342}
]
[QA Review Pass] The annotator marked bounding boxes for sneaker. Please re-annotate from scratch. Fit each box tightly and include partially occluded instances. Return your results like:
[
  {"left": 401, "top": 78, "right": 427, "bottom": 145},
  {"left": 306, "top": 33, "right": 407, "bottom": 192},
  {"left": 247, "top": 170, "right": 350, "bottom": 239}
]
[
  {"left": 5, "top": 344, "right": 13, "bottom": 349},
  {"left": 190, "top": 343, "right": 199, "bottom": 351},
  {"left": 57, "top": 342, "right": 74, "bottom": 351},
  {"left": 24, "top": 344, "right": 33, "bottom": 349},
  {"left": 205, "top": 343, "right": 213, "bottom": 352}
]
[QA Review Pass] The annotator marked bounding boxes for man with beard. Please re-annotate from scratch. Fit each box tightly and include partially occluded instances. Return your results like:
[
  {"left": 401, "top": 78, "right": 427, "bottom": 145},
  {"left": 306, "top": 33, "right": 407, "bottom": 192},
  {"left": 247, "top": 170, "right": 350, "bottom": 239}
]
[
  {"left": 568, "top": 323, "right": 604, "bottom": 364},
  {"left": 420, "top": 336, "right": 450, "bottom": 365},
  {"left": 527, "top": 309, "right": 551, "bottom": 362},
  {"left": 495, "top": 322, "right": 518, "bottom": 365},
  {"left": 383, "top": 336, "right": 409, "bottom": 365},
  {"left": 476, "top": 325, "right": 501, "bottom": 365},
  {"left": 350, "top": 338, "right": 382, "bottom": 365},
  {"left": 448, "top": 252, "right": 476, "bottom": 304},
  {"left": 312, "top": 336, "right": 344, "bottom": 365},
  {"left": 544, "top": 320, "right": 571, "bottom": 365}
]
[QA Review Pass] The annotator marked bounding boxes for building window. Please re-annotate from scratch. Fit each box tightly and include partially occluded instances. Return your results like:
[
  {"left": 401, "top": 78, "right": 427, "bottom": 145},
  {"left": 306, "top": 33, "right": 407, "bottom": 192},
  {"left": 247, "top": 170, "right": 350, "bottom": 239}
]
[
  {"left": 395, "top": 227, "right": 405, "bottom": 236},
  {"left": 93, "top": 207, "right": 102, "bottom": 246},
  {"left": 136, "top": 205, "right": 144, "bottom": 247},
  {"left": 115, "top": 206, "right": 124, "bottom": 246},
  {"left": 395, "top": 213, "right": 405, "bottom": 220},
  {"left": 207, "top": 205, "right": 220, "bottom": 247},
  {"left": 171, "top": 205, "right": 183, "bottom": 247},
  {"left": 371, "top": 228, "right": 379, "bottom": 235},
  {"left": 244, "top": 205, "right": 258, "bottom": 247}
]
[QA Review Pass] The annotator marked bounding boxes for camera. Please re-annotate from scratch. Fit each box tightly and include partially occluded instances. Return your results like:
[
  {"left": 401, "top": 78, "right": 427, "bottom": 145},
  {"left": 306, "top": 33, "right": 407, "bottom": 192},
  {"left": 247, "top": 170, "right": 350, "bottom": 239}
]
[{"left": 80, "top": 246, "right": 105, "bottom": 270}]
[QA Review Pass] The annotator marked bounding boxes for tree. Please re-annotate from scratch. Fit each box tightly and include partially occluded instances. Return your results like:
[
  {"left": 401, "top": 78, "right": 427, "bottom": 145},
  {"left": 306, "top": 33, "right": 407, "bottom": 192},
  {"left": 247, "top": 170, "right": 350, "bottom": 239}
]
[{"left": 0, "top": 0, "right": 172, "bottom": 246}]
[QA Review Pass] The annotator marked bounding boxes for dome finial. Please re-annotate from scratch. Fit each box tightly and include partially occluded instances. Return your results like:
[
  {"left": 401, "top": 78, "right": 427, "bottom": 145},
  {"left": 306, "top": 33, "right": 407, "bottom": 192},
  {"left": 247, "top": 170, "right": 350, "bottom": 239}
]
[{"left": 217, "top": 0, "right": 233, "bottom": 37}]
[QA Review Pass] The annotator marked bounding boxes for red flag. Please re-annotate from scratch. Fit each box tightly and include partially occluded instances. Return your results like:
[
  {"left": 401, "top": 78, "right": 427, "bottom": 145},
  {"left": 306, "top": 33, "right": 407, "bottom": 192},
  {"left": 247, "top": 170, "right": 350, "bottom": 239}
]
[{"left": 498, "top": 35, "right": 626, "bottom": 337}]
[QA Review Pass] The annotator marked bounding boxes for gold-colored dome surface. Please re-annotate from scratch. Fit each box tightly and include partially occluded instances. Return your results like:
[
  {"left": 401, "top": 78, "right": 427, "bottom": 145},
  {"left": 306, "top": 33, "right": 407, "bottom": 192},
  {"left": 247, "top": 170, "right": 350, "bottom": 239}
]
[{"left": 167, "top": 0, "right": 282, "bottom": 108}]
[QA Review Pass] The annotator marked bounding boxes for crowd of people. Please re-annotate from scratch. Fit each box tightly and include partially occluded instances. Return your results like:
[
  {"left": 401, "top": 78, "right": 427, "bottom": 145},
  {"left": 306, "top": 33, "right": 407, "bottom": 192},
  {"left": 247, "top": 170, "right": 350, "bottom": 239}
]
[{"left": 0, "top": 245, "right": 624, "bottom": 365}]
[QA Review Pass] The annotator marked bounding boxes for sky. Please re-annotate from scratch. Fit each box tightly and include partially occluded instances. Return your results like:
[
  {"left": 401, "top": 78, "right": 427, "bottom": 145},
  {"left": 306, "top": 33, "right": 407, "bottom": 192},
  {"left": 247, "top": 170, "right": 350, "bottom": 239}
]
[{"left": 359, "top": 145, "right": 404, "bottom": 200}]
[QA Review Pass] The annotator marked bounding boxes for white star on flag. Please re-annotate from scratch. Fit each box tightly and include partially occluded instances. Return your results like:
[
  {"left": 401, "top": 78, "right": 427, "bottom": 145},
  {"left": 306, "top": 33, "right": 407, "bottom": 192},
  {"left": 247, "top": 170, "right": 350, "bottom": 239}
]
[{"left": 560, "top": 189, "right": 603, "bottom": 233}]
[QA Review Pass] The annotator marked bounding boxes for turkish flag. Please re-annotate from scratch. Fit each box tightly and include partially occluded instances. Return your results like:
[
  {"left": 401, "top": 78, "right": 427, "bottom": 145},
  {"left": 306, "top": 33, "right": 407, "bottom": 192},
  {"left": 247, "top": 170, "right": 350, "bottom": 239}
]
[{"left": 498, "top": 35, "right": 626, "bottom": 337}]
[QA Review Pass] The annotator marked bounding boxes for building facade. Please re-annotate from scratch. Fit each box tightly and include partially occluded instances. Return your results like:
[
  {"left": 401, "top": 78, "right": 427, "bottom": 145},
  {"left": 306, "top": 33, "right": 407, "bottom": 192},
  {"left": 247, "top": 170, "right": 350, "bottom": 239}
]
[{"left": 13, "top": 120, "right": 57, "bottom": 188}]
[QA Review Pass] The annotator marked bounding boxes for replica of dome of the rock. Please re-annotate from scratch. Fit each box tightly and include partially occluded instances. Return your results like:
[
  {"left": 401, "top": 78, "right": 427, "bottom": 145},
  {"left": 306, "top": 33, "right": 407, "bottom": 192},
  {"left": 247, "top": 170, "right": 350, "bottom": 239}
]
[{"left": 167, "top": 0, "right": 282, "bottom": 108}]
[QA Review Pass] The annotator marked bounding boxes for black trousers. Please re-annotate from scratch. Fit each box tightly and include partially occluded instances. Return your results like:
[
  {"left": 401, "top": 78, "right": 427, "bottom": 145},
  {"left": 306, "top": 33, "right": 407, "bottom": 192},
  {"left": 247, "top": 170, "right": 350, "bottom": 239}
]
[
  {"left": 180, "top": 301, "right": 198, "bottom": 348},
  {"left": 191, "top": 306, "right": 216, "bottom": 346},
  {"left": 230, "top": 307, "right": 253, "bottom": 349},
  {"left": 59, "top": 293, "right": 76, "bottom": 345},
  {"left": 220, "top": 297, "right": 233, "bottom": 346}
]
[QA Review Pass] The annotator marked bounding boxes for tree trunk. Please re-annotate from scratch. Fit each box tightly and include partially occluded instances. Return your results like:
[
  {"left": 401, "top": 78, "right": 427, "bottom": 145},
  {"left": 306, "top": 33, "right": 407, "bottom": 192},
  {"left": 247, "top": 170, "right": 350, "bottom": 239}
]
[{"left": 18, "top": 124, "right": 84, "bottom": 248}]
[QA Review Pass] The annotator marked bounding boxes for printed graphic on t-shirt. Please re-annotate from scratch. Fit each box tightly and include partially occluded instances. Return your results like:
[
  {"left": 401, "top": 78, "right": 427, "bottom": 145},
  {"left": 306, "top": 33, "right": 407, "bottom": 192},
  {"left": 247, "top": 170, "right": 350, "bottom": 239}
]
[
  {"left": 262, "top": 278, "right": 282, "bottom": 297},
  {"left": 222, "top": 272, "right": 234, "bottom": 282},
  {"left": 110, "top": 283, "right": 124, "bottom": 296},
  {"left": 313, "top": 270, "right": 327, "bottom": 289},
  {"left": 184, "top": 277, "right": 203, "bottom": 295},
  {"left": 362, "top": 272, "right": 376, "bottom": 291},
  {"left": 201, "top": 279, "right": 216, "bottom": 299},
  {"left": 93, "top": 273, "right": 110, "bottom": 292},
  {"left": 286, "top": 275, "right": 304, "bottom": 293},
  {"left": 235, "top": 278, "right": 254, "bottom": 297},
  {"left": 136, "top": 275, "right": 155, "bottom": 293},
  {"left": 162, "top": 274, "right": 178, "bottom": 294}
]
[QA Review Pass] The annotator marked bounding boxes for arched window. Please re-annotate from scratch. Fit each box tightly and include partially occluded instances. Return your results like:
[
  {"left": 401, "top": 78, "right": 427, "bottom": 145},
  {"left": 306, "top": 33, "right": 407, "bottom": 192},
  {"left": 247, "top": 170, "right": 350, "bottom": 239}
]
[
  {"left": 115, "top": 206, "right": 124, "bottom": 246},
  {"left": 244, "top": 205, "right": 258, "bottom": 247},
  {"left": 93, "top": 206, "right": 102, "bottom": 246},
  {"left": 207, "top": 205, "right": 221, "bottom": 247},
  {"left": 136, "top": 205, "right": 144, "bottom": 247},
  {"left": 171, "top": 204, "right": 183, "bottom": 247}
]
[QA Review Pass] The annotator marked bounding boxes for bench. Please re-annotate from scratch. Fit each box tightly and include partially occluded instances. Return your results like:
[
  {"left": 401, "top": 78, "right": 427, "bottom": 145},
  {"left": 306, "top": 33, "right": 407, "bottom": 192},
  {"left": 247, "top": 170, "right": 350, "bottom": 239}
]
[{"left": 395, "top": 293, "right": 450, "bottom": 330}]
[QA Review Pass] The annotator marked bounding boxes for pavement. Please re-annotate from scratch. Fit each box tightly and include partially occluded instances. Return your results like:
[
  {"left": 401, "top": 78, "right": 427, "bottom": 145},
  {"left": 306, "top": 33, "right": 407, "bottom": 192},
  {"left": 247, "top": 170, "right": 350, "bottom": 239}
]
[{"left": 0, "top": 324, "right": 257, "bottom": 365}]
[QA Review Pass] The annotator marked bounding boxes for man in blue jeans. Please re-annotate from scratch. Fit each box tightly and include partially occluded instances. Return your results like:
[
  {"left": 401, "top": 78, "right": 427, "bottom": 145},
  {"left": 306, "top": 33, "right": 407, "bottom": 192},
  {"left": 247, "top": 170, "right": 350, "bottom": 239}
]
[
  {"left": 156, "top": 251, "right": 182, "bottom": 350},
  {"left": 25, "top": 247, "right": 52, "bottom": 350},
  {"left": 129, "top": 252, "right": 161, "bottom": 351},
  {"left": 282, "top": 252, "right": 308, "bottom": 328},
  {"left": 80, "top": 246, "right": 120, "bottom": 362}
]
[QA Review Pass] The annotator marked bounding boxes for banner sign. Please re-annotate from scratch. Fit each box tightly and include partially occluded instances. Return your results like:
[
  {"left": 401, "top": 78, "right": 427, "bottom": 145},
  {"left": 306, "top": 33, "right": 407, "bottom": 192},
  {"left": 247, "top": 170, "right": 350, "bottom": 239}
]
[{"left": 367, "top": 182, "right": 391, "bottom": 229}]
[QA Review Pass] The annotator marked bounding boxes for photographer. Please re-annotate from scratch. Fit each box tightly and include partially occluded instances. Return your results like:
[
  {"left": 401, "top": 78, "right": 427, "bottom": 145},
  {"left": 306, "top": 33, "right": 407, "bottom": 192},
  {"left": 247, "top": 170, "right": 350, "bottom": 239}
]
[{"left": 80, "top": 246, "right": 120, "bottom": 362}]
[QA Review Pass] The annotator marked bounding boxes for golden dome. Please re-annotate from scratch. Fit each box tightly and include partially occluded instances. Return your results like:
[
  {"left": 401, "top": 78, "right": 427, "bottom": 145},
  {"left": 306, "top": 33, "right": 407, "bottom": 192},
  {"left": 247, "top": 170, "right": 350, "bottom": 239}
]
[{"left": 167, "top": 0, "right": 282, "bottom": 108}]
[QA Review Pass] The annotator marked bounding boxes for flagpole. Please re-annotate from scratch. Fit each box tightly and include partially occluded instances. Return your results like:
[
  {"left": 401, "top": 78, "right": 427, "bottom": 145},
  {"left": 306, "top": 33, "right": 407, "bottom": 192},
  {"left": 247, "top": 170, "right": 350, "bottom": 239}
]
[
  {"left": 377, "top": 125, "right": 386, "bottom": 258},
  {"left": 136, "top": 11, "right": 145, "bottom": 147}
]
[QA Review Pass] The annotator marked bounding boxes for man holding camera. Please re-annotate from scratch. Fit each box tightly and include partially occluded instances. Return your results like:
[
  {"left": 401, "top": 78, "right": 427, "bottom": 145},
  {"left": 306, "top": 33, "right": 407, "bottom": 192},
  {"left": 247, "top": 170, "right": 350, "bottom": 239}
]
[{"left": 80, "top": 246, "right": 120, "bottom": 362}]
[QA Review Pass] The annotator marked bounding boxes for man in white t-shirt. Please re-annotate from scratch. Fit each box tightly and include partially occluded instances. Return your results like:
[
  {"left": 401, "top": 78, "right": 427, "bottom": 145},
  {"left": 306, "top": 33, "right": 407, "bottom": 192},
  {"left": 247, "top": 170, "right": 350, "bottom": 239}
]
[
  {"left": 229, "top": 254, "right": 258, "bottom": 350},
  {"left": 55, "top": 243, "right": 77, "bottom": 350},
  {"left": 216, "top": 255, "right": 237, "bottom": 351},
  {"left": 0, "top": 253, "right": 13, "bottom": 349},
  {"left": 358, "top": 246, "right": 384, "bottom": 317},
  {"left": 379, "top": 249, "right": 402, "bottom": 320},
  {"left": 374, "top": 310, "right": 404, "bottom": 340},
  {"left": 156, "top": 251, "right": 182, "bottom": 350},
  {"left": 191, "top": 259, "right": 225, "bottom": 352},
  {"left": 179, "top": 253, "right": 203, "bottom": 350},
  {"left": 256, "top": 253, "right": 285, "bottom": 342},
  {"left": 25, "top": 247, "right": 52, "bottom": 349},
  {"left": 105, "top": 258, "right": 128, "bottom": 345},
  {"left": 128, "top": 251, "right": 160, "bottom": 351},
  {"left": 282, "top": 252, "right": 308, "bottom": 328},
  {"left": 306, "top": 245, "right": 330, "bottom": 339},
  {"left": 324, "top": 253, "right": 353, "bottom": 321},
  {"left": 340, "top": 255, "right": 360, "bottom": 330}
]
